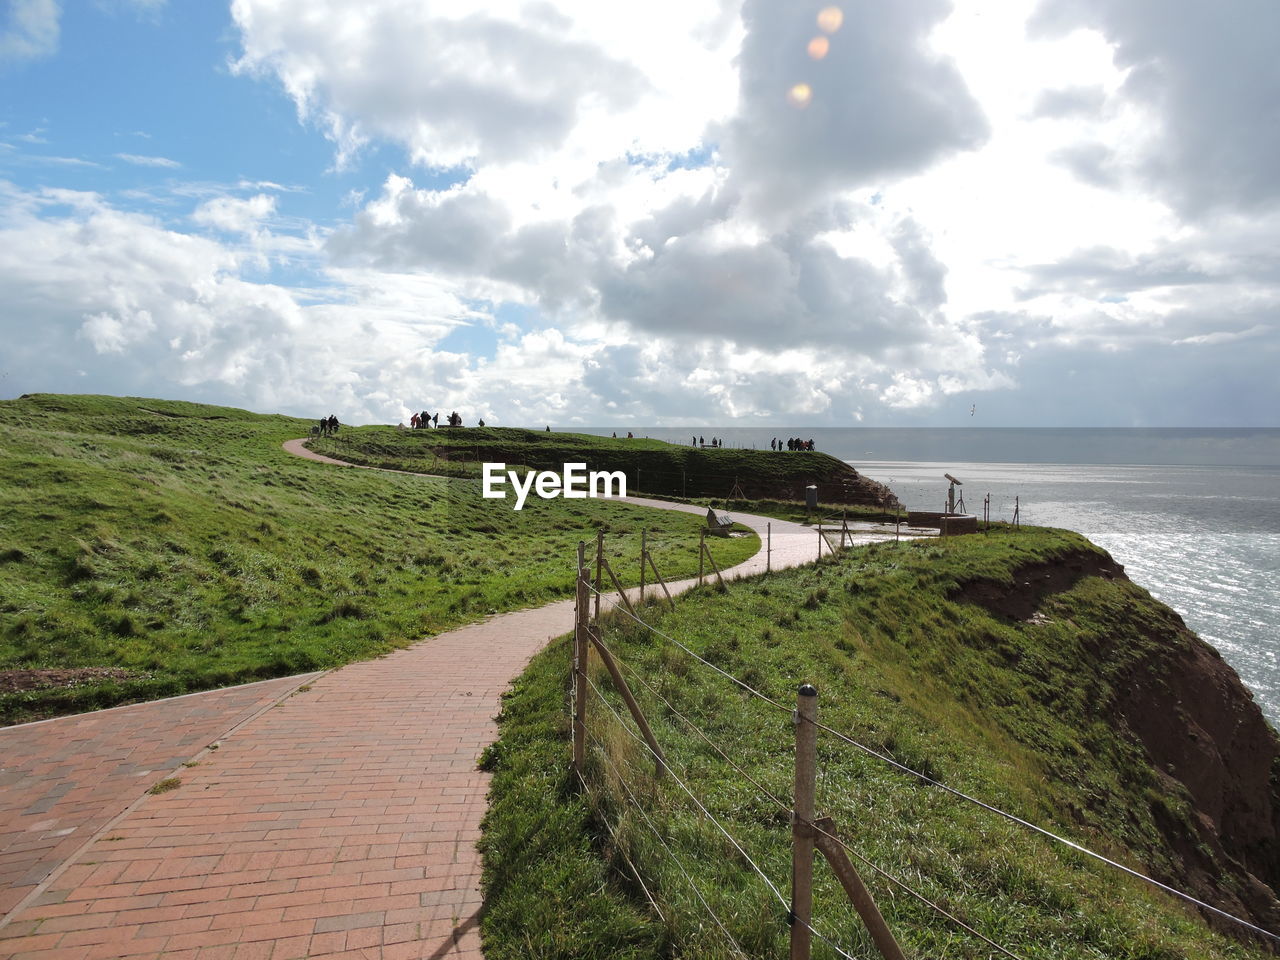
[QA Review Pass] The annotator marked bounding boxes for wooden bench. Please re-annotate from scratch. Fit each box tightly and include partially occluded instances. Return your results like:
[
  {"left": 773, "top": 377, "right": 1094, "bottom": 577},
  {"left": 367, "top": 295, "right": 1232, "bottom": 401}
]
[{"left": 706, "top": 507, "right": 734, "bottom": 537}]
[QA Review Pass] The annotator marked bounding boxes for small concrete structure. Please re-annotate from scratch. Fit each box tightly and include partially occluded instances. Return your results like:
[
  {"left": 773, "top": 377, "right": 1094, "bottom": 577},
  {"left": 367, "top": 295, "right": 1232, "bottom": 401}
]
[{"left": 940, "top": 514, "right": 978, "bottom": 536}]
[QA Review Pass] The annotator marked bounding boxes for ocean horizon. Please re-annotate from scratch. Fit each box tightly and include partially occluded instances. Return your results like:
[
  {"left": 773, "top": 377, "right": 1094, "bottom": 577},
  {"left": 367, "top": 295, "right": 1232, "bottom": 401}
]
[{"left": 577, "top": 426, "right": 1280, "bottom": 468}]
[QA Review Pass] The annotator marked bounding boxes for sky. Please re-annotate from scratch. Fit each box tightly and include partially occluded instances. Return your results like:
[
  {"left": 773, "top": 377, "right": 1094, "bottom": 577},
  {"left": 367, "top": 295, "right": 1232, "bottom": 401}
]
[{"left": 1, "top": 0, "right": 1276, "bottom": 427}]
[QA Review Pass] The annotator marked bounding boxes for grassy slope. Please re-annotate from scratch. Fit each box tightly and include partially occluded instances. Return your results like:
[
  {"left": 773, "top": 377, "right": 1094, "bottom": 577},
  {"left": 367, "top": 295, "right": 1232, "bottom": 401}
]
[
  {"left": 310, "top": 425, "right": 889, "bottom": 504},
  {"left": 0, "top": 395, "right": 756, "bottom": 723},
  {"left": 480, "top": 527, "right": 1270, "bottom": 959}
]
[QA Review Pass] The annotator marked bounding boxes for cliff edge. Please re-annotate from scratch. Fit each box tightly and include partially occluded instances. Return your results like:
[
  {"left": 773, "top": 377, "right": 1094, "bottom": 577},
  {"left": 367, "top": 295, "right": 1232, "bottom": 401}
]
[{"left": 956, "top": 549, "right": 1280, "bottom": 942}]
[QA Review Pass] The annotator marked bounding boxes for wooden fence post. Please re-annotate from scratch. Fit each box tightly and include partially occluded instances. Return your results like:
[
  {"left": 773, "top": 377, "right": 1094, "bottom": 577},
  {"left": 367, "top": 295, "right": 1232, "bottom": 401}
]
[
  {"left": 600, "top": 557, "right": 638, "bottom": 619},
  {"left": 767, "top": 522, "right": 772, "bottom": 573},
  {"left": 640, "top": 528, "right": 647, "bottom": 602},
  {"left": 645, "top": 551, "right": 676, "bottom": 607},
  {"left": 791, "top": 684, "right": 818, "bottom": 960},
  {"left": 700, "top": 537, "right": 726, "bottom": 589},
  {"left": 594, "top": 529, "right": 604, "bottom": 622},
  {"left": 699, "top": 528, "right": 705, "bottom": 586},
  {"left": 813, "top": 819, "right": 906, "bottom": 960},
  {"left": 573, "top": 542, "right": 588, "bottom": 774},
  {"left": 588, "top": 628, "right": 667, "bottom": 778}
]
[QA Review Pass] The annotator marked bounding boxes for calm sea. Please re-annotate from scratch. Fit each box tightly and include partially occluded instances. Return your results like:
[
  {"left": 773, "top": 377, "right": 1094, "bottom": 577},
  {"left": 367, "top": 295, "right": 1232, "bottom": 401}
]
[{"left": 584, "top": 428, "right": 1280, "bottom": 724}]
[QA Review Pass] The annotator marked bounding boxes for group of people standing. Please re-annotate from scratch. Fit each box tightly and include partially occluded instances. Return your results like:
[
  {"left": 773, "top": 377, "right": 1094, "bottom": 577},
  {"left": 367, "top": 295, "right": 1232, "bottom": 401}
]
[
  {"left": 692, "top": 436, "right": 725, "bottom": 447},
  {"left": 773, "top": 437, "right": 815, "bottom": 451},
  {"left": 408, "top": 410, "right": 466, "bottom": 428}
]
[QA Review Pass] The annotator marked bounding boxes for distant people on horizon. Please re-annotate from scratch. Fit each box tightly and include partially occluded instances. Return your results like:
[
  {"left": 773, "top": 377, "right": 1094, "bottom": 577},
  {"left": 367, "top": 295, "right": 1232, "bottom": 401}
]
[
  {"left": 627, "top": 431, "right": 633, "bottom": 438},
  {"left": 478, "top": 418, "right": 485, "bottom": 427}
]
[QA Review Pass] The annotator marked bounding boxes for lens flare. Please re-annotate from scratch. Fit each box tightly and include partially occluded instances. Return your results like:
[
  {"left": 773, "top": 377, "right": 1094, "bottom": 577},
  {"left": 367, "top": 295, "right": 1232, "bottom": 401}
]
[
  {"left": 807, "top": 36, "right": 830, "bottom": 59},
  {"left": 787, "top": 83, "right": 813, "bottom": 107},
  {"left": 817, "top": 6, "right": 843, "bottom": 34}
]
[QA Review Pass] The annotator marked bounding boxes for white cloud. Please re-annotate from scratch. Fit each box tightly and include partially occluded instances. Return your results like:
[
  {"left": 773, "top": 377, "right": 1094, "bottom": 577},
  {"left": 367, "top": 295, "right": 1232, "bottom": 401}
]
[
  {"left": 4, "top": 0, "right": 1278, "bottom": 427},
  {"left": 0, "top": 0, "right": 59, "bottom": 64},
  {"left": 1031, "top": 0, "right": 1280, "bottom": 216},
  {"left": 115, "top": 153, "right": 181, "bottom": 168},
  {"left": 193, "top": 193, "right": 277, "bottom": 234},
  {"left": 723, "top": 0, "right": 988, "bottom": 220},
  {"left": 42, "top": 156, "right": 104, "bottom": 168},
  {"left": 0, "top": 0, "right": 165, "bottom": 64}
]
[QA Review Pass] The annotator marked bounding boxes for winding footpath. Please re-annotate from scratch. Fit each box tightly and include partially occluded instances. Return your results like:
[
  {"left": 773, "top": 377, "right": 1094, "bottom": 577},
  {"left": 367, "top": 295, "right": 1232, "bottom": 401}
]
[{"left": 0, "top": 441, "right": 899, "bottom": 959}]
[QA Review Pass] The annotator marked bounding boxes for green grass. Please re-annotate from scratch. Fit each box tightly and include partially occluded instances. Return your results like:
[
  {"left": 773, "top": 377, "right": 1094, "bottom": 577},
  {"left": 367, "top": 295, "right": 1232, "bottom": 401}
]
[
  {"left": 480, "top": 527, "right": 1274, "bottom": 959},
  {"left": 310, "top": 424, "right": 896, "bottom": 505},
  {"left": 0, "top": 394, "right": 757, "bottom": 723}
]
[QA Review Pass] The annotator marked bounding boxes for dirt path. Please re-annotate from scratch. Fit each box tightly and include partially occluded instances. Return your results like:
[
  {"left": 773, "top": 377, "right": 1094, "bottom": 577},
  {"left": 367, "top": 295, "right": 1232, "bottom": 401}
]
[{"left": 0, "top": 441, "right": 878, "bottom": 959}]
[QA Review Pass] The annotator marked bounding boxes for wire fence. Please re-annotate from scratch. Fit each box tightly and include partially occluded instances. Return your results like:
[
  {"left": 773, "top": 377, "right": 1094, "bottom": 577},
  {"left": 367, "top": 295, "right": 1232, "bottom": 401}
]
[{"left": 572, "top": 541, "right": 1280, "bottom": 959}]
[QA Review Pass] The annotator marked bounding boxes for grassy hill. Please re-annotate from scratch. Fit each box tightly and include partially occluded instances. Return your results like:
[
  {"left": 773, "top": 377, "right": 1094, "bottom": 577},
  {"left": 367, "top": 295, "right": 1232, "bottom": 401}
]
[
  {"left": 480, "top": 526, "right": 1280, "bottom": 958},
  {"left": 0, "top": 394, "right": 757, "bottom": 724},
  {"left": 310, "top": 425, "right": 900, "bottom": 508}
]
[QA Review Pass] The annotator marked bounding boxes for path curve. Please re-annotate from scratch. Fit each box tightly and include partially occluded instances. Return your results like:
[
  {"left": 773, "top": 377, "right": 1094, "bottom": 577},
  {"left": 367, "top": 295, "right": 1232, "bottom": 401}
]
[{"left": 0, "top": 440, "right": 888, "bottom": 959}]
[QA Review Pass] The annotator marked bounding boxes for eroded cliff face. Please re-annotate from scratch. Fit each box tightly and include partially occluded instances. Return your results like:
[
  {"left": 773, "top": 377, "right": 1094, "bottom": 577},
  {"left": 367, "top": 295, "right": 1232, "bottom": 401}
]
[
  {"left": 1118, "top": 610, "right": 1280, "bottom": 940},
  {"left": 955, "top": 550, "right": 1280, "bottom": 945},
  {"left": 788, "top": 465, "right": 901, "bottom": 509}
]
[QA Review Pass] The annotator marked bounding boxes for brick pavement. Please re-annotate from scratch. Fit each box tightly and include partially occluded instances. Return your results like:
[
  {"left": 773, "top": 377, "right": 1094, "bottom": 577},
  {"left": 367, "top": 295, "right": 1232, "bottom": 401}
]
[
  {"left": 0, "top": 441, "right": 897, "bottom": 958},
  {"left": 0, "top": 675, "right": 322, "bottom": 921}
]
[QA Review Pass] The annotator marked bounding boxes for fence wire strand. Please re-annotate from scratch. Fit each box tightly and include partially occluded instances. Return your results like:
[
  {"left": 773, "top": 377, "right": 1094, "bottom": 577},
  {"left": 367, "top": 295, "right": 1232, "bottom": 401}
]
[
  {"left": 587, "top": 584, "right": 791, "bottom": 716},
  {"left": 807, "top": 817, "right": 1026, "bottom": 960},
  {"left": 587, "top": 616, "right": 1022, "bottom": 958},
  {"left": 584, "top": 673, "right": 790, "bottom": 911},
  {"left": 586, "top": 660, "right": 865, "bottom": 960},
  {"left": 589, "top": 628, "right": 792, "bottom": 815},
  {"left": 573, "top": 766, "right": 665, "bottom": 923},
  {"left": 585, "top": 571, "right": 1280, "bottom": 947},
  {"left": 810, "top": 717, "right": 1280, "bottom": 945},
  {"left": 588, "top": 731, "right": 752, "bottom": 959}
]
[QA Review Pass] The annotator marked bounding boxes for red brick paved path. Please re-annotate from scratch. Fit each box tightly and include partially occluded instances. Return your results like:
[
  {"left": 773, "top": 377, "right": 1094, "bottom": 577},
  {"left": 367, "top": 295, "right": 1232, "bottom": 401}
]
[
  {"left": 0, "top": 676, "right": 322, "bottom": 922},
  {"left": 0, "top": 440, "right": 888, "bottom": 958}
]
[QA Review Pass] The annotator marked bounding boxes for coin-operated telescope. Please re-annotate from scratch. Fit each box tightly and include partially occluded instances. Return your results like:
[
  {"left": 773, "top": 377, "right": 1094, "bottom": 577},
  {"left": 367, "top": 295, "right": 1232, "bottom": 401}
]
[{"left": 944, "top": 473, "right": 963, "bottom": 514}]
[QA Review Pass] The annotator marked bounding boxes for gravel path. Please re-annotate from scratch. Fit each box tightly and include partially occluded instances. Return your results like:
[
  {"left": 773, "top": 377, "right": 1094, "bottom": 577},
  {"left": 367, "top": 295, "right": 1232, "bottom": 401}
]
[{"left": 0, "top": 440, "right": 894, "bottom": 959}]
